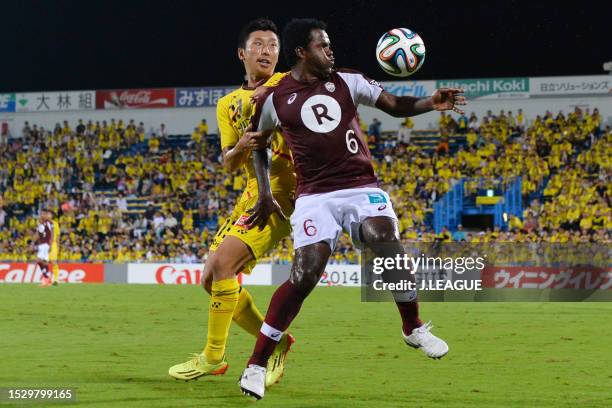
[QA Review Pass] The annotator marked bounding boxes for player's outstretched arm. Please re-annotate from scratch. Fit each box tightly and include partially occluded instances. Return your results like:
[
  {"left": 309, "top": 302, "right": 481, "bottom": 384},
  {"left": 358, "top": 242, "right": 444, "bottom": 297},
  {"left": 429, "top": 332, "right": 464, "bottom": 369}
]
[
  {"left": 245, "top": 147, "right": 287, "bottom": 231},
  {"left": 375, "top": 87, "right": 466, "bottom": 117}
]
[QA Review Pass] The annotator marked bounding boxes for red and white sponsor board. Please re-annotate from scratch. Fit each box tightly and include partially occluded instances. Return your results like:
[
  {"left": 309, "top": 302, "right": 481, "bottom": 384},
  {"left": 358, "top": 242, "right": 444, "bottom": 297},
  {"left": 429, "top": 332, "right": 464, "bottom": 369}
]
[
  {"left": 126, "top": 263, "right": 272, "bottom": 285},
  {"left": 481, "top": 266, "right": 612, "bottom": 290},
  {"left": 127, "top": 263, "right": 205, "bottom": 284},
  {"left": 96, "top": 89, "right": 175, "bottom": 109},
  {"left": 240, "top": 265, "right": 273, "bottom": 285},
  {"left": 0, "top": 263, "right": 104, "bottom": 283}
]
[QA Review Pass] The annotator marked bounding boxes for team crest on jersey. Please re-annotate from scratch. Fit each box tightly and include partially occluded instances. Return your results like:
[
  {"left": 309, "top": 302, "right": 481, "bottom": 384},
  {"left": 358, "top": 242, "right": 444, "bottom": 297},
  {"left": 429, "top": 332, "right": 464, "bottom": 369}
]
[
  {"left": 288, "top": 93, "right": 297, "bottom": 104},
  {"left": 324, "top": 82, "right": 336, "bottom": 92}
]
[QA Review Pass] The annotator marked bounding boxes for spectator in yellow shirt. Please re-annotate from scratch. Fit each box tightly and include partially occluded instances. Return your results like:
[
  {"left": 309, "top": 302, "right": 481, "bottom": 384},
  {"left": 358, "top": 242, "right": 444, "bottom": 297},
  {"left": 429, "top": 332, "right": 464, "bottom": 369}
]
[{"left": 198, "top": 119, "right": 208, "bottom": 136}]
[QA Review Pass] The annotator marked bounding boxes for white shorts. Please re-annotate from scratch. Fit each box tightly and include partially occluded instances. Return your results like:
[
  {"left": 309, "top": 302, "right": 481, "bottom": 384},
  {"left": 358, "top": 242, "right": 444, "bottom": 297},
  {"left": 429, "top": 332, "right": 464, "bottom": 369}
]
[
  {"left": 291, "top": 187, "right": 398, "bottom": 251},
  {"left": 37, "top": 244, "right": 50, "bottom": 261}
]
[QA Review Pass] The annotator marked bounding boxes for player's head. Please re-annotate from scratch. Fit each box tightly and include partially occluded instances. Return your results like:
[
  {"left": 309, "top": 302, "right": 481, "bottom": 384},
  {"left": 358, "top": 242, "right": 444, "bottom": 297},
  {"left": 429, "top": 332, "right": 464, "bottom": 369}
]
[
  {"left": 283, "top": 18, "right": 333, "bottom": 78},
  {"left": 237, "top": 18, "right": 280, "bottom": 80},
  {"left": 40, "top": 208, "right": 52, "bottom": 221}
]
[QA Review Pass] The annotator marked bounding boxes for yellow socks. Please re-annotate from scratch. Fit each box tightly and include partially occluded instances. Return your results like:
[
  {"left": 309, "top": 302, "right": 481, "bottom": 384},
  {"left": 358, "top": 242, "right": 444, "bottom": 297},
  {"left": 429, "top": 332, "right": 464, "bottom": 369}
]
[
  {"left": 203, "top": 279, "right": 266, "bottom": 363},
  {"left": 232, "top": 286, "right": 265, "bottom": 337},
  {"left": 52, "top": 263, "right": 59, "bottom": 282},
  {"left": 203, "top": 278, "right": 240, "bottom": 363}
]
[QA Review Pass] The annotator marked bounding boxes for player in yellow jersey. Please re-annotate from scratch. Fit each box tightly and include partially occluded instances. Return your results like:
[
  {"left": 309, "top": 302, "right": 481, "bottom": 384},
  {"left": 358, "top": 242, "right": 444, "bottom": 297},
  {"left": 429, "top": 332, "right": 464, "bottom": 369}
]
[
  {"left": 169, "top": 18, "right": 296, "bottom": 387},
  {"left": 48, "top": 209, "right": 61, "bottom": 285}
]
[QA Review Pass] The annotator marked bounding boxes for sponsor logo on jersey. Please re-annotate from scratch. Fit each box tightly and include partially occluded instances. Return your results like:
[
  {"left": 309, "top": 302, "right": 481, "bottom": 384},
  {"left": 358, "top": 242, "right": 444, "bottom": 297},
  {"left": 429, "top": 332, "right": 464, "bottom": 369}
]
[
  {"left": 369, "top": 79, "right": 381, "bottom": 87},
  {"left": 288, "top": 93, "right": 297, "bottom": 104},
  {"left": 234, "top": 214, "right": 250, "bottom": 229},
  {"left": 368, "top": 193, "right": 387, "bottom": 204},
  {"left": 300, "top": 95, "right": 341, "bottom": 133},
  {"left": 325, "top": 82, "right": 336, "bottom": 92}
]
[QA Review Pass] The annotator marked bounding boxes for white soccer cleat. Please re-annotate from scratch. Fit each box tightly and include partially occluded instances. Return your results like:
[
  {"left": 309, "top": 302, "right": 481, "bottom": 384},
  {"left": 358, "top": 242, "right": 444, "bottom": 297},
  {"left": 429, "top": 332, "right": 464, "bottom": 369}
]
[
  {"left": 239, "top": 364, "right": 266, "bottom": 400},
  {"left": 403, "top": 321, "right": 449, "bottom": 359}
]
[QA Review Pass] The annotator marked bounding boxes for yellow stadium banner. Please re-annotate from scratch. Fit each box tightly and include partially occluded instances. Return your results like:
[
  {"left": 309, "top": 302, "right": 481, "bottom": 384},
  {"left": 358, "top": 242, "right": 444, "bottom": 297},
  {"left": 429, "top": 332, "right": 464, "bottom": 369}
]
[{"left": 476, "top": 196, "right": 502, "bottom": 205}]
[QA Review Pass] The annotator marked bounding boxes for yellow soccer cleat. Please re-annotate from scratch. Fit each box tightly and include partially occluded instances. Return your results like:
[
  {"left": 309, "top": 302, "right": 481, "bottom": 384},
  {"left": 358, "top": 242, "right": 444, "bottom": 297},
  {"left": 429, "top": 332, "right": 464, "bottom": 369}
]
[
  {"left": 168, "top": 354, "right": 228, "bottom": 381},
  {"left": 265, "top": 333, "right": 295, "bottom": 387}
]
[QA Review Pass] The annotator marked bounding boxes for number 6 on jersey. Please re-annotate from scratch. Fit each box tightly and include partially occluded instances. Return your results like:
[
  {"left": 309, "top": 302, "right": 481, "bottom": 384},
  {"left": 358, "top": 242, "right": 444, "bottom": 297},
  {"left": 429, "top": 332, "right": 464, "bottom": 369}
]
[{"left": 345, "top": 130, "right": 358, "bottom": 154}]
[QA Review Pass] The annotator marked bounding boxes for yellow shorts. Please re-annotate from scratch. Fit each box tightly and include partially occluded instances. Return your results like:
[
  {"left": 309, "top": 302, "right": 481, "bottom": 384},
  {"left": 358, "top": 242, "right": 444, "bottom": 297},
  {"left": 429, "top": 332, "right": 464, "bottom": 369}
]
[
  {"left": 210, "top": 189, "right": 294, "bottom": 274},
  {"left": 49, "top": 247, "right": 58, "bottom": 262}
]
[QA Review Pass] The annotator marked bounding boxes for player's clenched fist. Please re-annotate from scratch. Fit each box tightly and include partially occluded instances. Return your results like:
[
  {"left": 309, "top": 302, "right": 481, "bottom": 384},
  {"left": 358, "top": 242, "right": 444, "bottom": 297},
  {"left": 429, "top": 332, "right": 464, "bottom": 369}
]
[
  {"left": 238, "top": 124, "right": 272, "bottom": 151},
  {"left": 245, "top": 194, "right": 287, "bottom": 231}
]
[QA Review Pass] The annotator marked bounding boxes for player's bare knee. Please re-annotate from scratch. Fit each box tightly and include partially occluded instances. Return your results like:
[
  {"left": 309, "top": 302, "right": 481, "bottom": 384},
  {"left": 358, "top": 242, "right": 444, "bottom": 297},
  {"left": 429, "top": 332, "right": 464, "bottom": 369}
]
[
  {"left": 361, "top": 217, "right": 400, "bottom": 243},
  {"left": 290, "top": 272, "right": 319, "bottom": 297},
  {"left": 363, "top": 227, "right": 398, "bottom": 243},
  {"left": 290, "top": 265, "right": 324, "bottom": 297},
  {"left": 201, "top": 270, "right": 213, "bottom": 294},
  {"left": 210, "top": 253, "right": 237, "bottom": 282},
  {"left": 202, "top": 254, "right": 214, "bottom": 293},
  {"left": 291, "top": 242, "right": 331, "bottom": 295}
]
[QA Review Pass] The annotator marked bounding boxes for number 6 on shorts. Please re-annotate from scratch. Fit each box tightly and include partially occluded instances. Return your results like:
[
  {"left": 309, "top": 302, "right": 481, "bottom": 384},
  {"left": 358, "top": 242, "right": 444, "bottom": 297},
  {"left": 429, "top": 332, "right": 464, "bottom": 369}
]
[{"left": 303, "top": 219, "right": 317, "bottom": 237}]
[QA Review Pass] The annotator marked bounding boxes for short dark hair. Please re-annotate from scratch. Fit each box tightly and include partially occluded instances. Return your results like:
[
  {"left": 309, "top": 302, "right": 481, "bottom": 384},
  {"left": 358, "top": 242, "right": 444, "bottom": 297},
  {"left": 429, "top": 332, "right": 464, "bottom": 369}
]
[
  {"left": 282, "top": 18, "right": 327, "bottom": 66},
  {"left": 238, "top": 18, "right": 279, "bottom": 49}
]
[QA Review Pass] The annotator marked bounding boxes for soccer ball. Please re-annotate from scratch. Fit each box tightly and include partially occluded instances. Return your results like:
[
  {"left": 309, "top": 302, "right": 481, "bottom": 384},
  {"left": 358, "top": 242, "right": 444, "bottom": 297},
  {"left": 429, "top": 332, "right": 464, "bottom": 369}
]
[{"left": 375, "top": 28, "right": 426, "bottom": 77}]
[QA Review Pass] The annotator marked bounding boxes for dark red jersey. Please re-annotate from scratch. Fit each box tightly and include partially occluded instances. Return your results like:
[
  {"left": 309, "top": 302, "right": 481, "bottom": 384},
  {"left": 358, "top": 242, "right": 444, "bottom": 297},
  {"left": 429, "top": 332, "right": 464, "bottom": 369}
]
[
  {"left": 253, "top": 69, "right": 384, "bottom": 196},
  {"left": 37, "top": 221, "right": 53, "bottom": 246}
]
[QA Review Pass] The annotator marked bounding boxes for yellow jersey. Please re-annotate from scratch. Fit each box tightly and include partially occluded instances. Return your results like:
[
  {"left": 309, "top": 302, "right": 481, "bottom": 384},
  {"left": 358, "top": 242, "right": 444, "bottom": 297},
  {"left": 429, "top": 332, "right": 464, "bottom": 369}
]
[
  {"left": 216, "top": 74, "right": 296, "bottom": 195},
  {"left": 52, "top": 219, "right": 60, "bottom": 246},
  {"left": 49, "top": 219, "right": 60, "bottom": 260}
]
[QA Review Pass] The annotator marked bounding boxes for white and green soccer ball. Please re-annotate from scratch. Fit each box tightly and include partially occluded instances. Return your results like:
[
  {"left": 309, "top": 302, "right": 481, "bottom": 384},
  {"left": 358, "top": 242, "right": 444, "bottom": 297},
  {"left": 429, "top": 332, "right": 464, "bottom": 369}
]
[{"left": 376, "top": 28, "right": 426, "bottom": 77}]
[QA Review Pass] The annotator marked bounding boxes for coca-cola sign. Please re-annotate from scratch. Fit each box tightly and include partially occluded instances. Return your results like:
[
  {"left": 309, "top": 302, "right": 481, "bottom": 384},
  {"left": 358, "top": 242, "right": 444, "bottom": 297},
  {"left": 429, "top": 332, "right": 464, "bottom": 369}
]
[
  {"left": 0, "top": 263, "right": 104, "bottom": 283},
  {"left": 96, "top": 89, "right": 175, "bottom": 109}
]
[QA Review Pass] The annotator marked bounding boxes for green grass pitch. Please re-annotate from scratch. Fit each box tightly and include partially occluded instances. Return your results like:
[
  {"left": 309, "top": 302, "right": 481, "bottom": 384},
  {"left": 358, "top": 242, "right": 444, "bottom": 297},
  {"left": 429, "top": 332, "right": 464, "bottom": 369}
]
[{"left": 1, "top": 284, "right": 611, "bottom": 407}]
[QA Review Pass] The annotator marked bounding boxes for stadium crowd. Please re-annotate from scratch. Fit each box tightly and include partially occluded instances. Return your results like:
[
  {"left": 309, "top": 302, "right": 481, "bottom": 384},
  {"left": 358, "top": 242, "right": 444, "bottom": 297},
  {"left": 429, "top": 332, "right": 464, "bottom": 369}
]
[{"left": 0, "top": 107, "right": 609, "bottom": 264}]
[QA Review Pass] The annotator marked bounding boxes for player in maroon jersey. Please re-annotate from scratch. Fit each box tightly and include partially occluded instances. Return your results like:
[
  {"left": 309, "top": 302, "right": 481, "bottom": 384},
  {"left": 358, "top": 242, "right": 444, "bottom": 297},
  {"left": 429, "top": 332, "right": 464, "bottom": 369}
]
[
  {"left": 238, "top": 18, "right": 466, "bottom": 399},
  {"left": 35, "top": 209, "right": 54, "bottom": 287}
]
